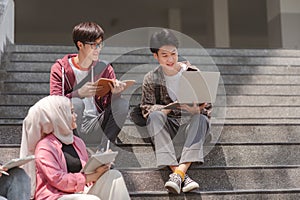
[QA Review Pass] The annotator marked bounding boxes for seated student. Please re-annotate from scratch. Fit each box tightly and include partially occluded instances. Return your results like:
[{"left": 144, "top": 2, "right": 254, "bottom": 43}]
[
  {"left": 0, "top": 166, "right": 30, "bottom": 200},
  {"left": 50, "top": 21, "right": 129, "bottom": 150},
  {"left": 140, "top": 29, "right": 211, "bottom": 194},
  {"left": 20, "top": 95, "right": 130, "bottom": 200}
]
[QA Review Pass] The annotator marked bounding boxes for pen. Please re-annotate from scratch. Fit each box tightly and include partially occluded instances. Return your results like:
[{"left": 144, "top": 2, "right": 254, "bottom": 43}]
[
  {"left": 106, "top": 140, "right": 110, "bottom": 152},
  {"left": 0, "top": 170, "right": 9, "bottom": 176}
]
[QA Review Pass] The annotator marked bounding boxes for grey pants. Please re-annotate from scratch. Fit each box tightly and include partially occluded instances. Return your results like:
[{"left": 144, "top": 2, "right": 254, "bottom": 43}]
[
  {"left": 0, "top": 167, "right": 31, "bottom": 200},
  {"left": 72, "top": 97, "right": 129, "bottom": 148},
  {"left": 147, "top": 111, "right": 210, "bottom": 167}
]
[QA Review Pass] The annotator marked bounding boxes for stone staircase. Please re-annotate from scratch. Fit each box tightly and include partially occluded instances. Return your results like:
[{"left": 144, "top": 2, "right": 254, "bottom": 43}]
[{"left": 1, "top": 45, "right": 300, "bottom": 199}]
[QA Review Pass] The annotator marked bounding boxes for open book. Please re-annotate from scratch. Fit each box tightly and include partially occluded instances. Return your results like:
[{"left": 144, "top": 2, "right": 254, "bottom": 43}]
[
  {"left": 163, "top": 102, "right": 188, "bottom": 110},
  {"left": 82, "top": 151, "right": 118, "bottom": 174},
  {"left": 1, "top": 155, "right": 35, "bottom": 175},
  {"left": 163, "top": 102, "right": 207, "bottom": 110},
  {"left": 95, "top": 78, "right": 136, "bottom": 97}
]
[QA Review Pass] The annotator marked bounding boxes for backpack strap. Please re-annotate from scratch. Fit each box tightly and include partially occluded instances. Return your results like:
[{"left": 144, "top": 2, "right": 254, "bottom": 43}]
[{"left": 73, "top": 61, "right": 109, "bottom": 91}]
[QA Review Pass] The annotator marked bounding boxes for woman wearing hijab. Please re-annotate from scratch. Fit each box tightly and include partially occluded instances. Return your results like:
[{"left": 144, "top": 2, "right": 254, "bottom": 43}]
[{"left": 20, "top": 95, "right": 130, "bottom": 200}]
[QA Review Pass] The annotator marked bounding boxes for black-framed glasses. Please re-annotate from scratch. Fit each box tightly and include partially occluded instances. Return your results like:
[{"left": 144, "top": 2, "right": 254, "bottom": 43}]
[{"left": 84, "top": 41, "right": 104, "bottom": 49}]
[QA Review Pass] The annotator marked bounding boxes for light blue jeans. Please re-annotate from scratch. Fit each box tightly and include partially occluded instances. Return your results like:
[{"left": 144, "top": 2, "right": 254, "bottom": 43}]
[{"left": 0, "top": 167, "right": 31, "bottom": 200}]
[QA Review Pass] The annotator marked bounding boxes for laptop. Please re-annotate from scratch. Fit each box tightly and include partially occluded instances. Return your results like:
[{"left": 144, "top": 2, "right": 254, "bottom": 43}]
[{"left": 177, "top": 71, "right": 220, "bottom": 104}]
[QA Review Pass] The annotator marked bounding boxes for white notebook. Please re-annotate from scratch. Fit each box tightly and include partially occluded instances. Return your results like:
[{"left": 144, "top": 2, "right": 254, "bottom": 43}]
[
  {"left": 82, "top": 151, "right": 118, "bottom": 174},
  {"left": 2, "top": 155, "right": 35, "bottom": 169}
]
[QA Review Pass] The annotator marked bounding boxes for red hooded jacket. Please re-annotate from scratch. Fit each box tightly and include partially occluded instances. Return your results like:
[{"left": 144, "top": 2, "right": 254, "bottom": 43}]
[{"left": 50, "top": 54, "right": 116, "bottom": 112}]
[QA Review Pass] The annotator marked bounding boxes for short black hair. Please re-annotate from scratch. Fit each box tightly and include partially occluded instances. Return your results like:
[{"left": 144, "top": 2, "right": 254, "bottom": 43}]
[
  {"left": 72, "top": 22, "right": 104, "bottom": 50},
  {"left": 149, "top": 29, "right": 179, "bottom": 54}
]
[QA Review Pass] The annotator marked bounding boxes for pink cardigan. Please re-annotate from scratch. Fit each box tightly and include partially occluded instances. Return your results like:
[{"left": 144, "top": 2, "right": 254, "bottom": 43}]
[{"left": 34, "top": 134, "right": 89, "bottom": 200}]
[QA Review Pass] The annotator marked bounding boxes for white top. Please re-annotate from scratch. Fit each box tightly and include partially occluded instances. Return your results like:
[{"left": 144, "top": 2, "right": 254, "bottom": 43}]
[
  {"left": 164, "top": 67, "right": 185, "bottom": 101},
  {"left": 69, "top": 58, "right": 98, "bottom": 117}
]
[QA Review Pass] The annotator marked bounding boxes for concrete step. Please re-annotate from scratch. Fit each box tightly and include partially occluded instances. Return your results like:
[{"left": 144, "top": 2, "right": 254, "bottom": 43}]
[
  {"left": 223, "top": 118, "right": 300, "bottom": 125},
  {"left": 2, "top": 74, "right": 298, "bottom": 94},
  {"left": 0, "top": 94, "right": 46, "bottom": 106},
  {"left": 4, "top": 71, "right": 300, "bottom": 86},
  {"left": 120, "top": 125, "right": 300, "bottom": 144},
  {"left": 6, "top": 62, "right": 52, "bottom": 72},
  {"left": 225, "top": 85, "right": 300, "bottom": 95},
  {"left": 1, "top": 117, "right": 299, "bottom": 126},
  {"left": 223, "top": 106, "right": 300, "bottom": 119},
  {"left": 9, "top": 45, "right": 300, "bottom": 57},
  {"left": 8, "top": 52, "right": 300, "bottom": 66},
  {"left": 2, "top": 124, "right": 300, "bottom": 145},
  {"left": 122, "top": 167, "right": 300, "bottom": 192},
  {"left": 2, "top": 83, "right": 49, "bottom": 94},
  {"left": 130, "top": 190, "right": 300, "bottom": 200},
  {"left": 1, "top": 144, "right": 300, "bottom": 168},
  {"left": 1, "top": 92, "right": 300, "bottom": 108},
  {"left": 0, "top": 105, "right": 299, "bottom": 120},
  {"left": 6, "top": 61, "right": 300, "bottom": 75},
  {"left": 8, "top": 45, "right": 77, "bottom": 54},
  {"left": 2, "top": 82, "right": 300, "bottom": 99},
  {"left": 117, "top": 145, "right": 300, "bottom": 168}
]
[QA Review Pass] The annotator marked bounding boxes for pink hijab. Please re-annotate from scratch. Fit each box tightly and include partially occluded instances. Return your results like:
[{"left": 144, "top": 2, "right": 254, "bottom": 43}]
[{"left": 20, "top": 95, "right": 74, "bottom": 197}]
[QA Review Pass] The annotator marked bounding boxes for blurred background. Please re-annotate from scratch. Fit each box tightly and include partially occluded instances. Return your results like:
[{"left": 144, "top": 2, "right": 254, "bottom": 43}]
[{"left": 12, "top": 0, "right": 300, "bottom": 49}]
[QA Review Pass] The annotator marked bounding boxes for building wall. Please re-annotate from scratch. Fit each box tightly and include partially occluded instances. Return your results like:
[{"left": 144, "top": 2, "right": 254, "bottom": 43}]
[{"left": 14, "top": 0, "right": 272, "bottom": 48}]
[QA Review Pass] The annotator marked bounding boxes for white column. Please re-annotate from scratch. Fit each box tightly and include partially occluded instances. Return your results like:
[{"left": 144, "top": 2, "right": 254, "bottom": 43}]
[
  {"left": 0, "top": 0, "right": 14, "bottom": 52},
  {"left": 213, "top": 0, "right": 230, "bottom": 48},
  {"left": 266, "top": 0, "right": 281, "bottom": 48},
  {"left": 267, "top": 0, "right": 300, "bottom": 49},
  {"left": 168, "top": 8, "right": 181, "bottom": 32}
]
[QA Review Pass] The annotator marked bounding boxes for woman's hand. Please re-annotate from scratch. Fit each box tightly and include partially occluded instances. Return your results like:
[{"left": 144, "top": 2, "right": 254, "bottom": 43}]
[
  {"left": 85, "top": 164, "right": 110, "bottom": 183},
  {"left": 0, "top": 165, "right": 8, "bottom": 177}
]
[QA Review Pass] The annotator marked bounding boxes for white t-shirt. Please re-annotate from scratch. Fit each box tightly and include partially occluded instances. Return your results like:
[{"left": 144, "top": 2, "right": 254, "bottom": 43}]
[
  {"left": 164, "top": 67, "right": 185, "bottom": 101},
  {"left": 69, "top": 58, "right": 98, "bottom": 117}
]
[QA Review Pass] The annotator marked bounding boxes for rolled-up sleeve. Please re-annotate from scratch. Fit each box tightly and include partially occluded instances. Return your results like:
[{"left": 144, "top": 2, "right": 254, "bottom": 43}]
[
  {"left": 141, "top": 71, "right": 165, "bottom": 118},
  {"left": 35, "top": 145, "right": 86, "bottom": 193}
]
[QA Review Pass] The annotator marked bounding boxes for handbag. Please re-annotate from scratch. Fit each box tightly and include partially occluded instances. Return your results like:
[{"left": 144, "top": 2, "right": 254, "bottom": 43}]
[{"left": 130, "top": 104, "right": 147, "bottom": 126}]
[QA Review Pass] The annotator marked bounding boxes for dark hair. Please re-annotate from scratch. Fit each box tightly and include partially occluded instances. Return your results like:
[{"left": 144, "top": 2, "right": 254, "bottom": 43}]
[
  {"left": 72, "top": 22, "right": 104, "bottom": 50},
  {"left": 149, "top": 29, "right": 179, "bottom": 54}
]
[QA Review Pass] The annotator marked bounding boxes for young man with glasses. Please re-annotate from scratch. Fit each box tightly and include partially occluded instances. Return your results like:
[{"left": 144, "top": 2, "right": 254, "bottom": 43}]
[{"left": 50, "top": 22, "right": 129, "bottom": 150}]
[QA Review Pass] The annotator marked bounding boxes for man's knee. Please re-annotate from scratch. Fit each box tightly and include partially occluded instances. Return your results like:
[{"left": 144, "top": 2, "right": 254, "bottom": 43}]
[
  {"left": 189, "top": 114, "right": 210, "bottom": 139},
  {"left": 148, "top": 111, "right": 166, "bottom": 122},
  {"left": 192, "top": 114, "right": 209, "bottom": 126},
  {"left": 147, "top": 111, "right": 167, "bottom": 137}
]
